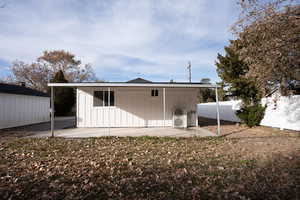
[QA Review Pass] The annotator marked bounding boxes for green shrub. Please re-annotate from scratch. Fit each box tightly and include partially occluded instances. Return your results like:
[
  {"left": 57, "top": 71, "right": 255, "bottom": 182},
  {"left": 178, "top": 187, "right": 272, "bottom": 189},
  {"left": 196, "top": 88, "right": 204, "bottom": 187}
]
[{"left": 236, "top": 104, "right": 266, "bottom": 127}]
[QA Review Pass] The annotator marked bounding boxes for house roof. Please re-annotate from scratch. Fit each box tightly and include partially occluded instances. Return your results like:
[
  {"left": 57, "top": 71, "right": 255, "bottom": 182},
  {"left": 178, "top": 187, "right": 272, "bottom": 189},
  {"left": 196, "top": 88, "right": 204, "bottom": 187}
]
[
  {"left": 48, "top": 81, "right": 220, "bottom": 88},
  {"left": 126, "top": 78, "right": 152, "bottom": 83},
  {"left": 0, "top": 83, "right": 49, "bottom": 97}
]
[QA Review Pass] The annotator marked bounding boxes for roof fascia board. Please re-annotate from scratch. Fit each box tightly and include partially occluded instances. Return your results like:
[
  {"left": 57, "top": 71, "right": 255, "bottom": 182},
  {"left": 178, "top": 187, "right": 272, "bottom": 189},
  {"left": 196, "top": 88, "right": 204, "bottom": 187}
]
[{"left": 48, "top": 83, "right": 220, "bottom": 88}]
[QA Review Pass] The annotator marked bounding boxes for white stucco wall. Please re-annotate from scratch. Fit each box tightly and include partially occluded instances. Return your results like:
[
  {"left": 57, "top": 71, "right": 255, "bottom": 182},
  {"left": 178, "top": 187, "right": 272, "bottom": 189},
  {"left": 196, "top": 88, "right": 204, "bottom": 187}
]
[
  {"left": 197, "top": 95, "right": 300, "bottom": 131},
  {"left": 197, "top": 100, "right": 242, "bottom": 122},
  {"left": 260, "top": 95, "right": 300, "bottom": 131},
  {"left": 0, "top": 93, "right": 50, "bottom": 129},
  {"left": 76, "top": 87, "right": 198, "bottom": 127}
]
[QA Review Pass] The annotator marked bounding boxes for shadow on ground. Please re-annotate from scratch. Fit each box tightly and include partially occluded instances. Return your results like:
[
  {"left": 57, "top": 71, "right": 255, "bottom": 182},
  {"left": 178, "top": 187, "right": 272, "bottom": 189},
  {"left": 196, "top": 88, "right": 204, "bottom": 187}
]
[
  {"left": 198, "top": 116, "right": 237, "bottom": 127},
  {"left": 0, "top": 117, "right": 75, "bottom": 138}
]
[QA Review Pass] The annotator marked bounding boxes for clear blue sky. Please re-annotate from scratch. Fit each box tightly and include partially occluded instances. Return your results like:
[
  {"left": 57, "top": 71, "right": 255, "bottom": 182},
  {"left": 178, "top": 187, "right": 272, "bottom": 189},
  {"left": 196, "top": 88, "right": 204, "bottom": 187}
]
[{"left": 0, "top": 0, "right": 240, "bottom": 83}]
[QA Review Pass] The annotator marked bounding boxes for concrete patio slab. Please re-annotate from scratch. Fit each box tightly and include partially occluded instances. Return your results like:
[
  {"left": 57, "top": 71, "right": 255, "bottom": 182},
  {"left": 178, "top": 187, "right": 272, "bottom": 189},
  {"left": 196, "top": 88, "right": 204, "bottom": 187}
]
[{"left": 29, "top": 127, "right": 216, "bottom": 138}]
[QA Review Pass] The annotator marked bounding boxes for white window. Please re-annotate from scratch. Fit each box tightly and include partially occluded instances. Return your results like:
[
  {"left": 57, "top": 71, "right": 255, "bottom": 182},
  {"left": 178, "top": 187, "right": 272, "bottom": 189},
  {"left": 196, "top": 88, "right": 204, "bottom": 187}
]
[
  {"left": 151, "top": 89, "right": 159, "bottom": 97},
  {"left": 93, "top": 91, "right": 115, "bottom": 107}
]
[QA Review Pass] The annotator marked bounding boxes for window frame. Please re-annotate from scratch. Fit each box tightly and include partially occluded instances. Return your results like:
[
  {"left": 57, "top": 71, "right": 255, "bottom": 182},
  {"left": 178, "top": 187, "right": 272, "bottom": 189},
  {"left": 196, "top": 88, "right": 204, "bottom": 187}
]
[
  {"left": 151, "top": 89, "right": 159, "bottom": 97},
  {"left": 93, "top": 90, "right": 115, "bottom": 107}
]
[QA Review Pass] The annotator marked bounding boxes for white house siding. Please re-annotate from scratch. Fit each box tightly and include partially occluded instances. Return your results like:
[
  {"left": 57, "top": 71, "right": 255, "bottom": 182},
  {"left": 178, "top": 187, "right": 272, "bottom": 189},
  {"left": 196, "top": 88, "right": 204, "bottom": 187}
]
[
  {"left": 76, "top": 87, "right": 198, "bottom": 128},
  {"left": 197, "top": 95, "right": 300, "bottom": 131},
  {"left": 0, "top": 93, "right": 50, "bottom": 129}
]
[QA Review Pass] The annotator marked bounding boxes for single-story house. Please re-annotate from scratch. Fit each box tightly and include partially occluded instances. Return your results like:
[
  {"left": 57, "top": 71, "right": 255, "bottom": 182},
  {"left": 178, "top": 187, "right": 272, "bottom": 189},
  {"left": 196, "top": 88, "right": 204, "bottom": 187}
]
[
  {"left": 0, "top": 83, "right": 50, "bottom": 129},
  {"left": 48, "top": 78, "right": 221, "bottom": 135}
]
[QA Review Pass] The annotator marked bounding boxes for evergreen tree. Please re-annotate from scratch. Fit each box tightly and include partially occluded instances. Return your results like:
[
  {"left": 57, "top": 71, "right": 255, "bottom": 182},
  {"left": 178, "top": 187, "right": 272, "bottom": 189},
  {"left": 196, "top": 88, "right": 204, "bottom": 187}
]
[
  {"left": 216, "top": 42, "right": 260, "bottom": 105},
  {"left": 51, "top": 70, "right": 75, "bottom": 116},
  {"left": 216, "top": 42, "right": 266, "bottom": 127}
]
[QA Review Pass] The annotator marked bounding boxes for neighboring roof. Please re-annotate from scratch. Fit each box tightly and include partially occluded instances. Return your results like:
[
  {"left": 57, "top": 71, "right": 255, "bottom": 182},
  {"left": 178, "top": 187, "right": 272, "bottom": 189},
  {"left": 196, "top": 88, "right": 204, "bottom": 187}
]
[
  {"left": 48, "top": 81, "right": 220, "bottom": 88},
  {"left": 0, "top": 83, "right": 49, "bottom": 97},
  {"left": 127, "top": 78, "right": 152, "bottom": 83}
]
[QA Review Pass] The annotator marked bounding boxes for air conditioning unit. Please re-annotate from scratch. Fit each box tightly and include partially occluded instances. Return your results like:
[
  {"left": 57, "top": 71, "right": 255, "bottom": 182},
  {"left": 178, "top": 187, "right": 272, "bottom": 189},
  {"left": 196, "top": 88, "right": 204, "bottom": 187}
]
[{"left": 173, "top": 108, "right": 187, "bottom": 128}]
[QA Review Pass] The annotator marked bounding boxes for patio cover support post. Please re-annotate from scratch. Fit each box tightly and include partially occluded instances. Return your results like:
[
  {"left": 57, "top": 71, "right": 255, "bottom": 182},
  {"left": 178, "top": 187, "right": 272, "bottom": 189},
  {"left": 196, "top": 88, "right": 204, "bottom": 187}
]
[
  {"left": 215, "top": 86, "right": 221, "bottom": 136},
  {"left": 108, "top": 87, "right": 110, "bottom": 136},
  {"left": 163, "top": 88, "right": 166, "bottom": 127},
  {"left": 51, "top": 86, "right": 54, "bottom": 137},
  {"left": 75, "top": 87, "right": 77, "bottom": 128}
]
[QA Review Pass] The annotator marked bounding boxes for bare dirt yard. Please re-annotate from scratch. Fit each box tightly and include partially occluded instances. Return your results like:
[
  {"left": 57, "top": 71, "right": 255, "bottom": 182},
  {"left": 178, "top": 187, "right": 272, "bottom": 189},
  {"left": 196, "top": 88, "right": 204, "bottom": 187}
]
[{"left": 0, "top": 119, "right": 299, "bottom": 200}]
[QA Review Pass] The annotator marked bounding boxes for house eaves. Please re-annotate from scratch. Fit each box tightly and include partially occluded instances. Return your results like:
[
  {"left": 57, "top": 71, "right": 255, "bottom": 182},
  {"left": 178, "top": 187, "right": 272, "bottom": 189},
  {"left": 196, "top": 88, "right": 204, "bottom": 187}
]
[{"left": 48, "top": 82, "right": 220, "bottom": 88}]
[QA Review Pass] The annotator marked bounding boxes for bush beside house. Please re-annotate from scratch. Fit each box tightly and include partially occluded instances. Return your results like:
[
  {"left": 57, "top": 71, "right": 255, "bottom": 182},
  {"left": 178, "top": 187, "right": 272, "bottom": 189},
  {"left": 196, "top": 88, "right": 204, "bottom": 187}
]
[{"left": 236, "top": 104, "right": 266, "bottom": 127}]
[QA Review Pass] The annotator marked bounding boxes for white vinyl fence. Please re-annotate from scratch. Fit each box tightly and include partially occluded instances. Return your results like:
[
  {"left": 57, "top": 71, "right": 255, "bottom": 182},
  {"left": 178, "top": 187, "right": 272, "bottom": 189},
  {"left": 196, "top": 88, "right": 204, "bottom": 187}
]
[
  {"left": 0, "top": 93, "right": 50, "bottom": 129},
  {"left": 197, "top": 95, "right": 300, "bottom": 131}
]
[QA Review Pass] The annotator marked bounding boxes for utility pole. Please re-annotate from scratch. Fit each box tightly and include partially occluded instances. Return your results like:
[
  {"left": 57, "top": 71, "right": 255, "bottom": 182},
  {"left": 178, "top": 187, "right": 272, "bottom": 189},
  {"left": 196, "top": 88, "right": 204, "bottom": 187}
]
[{"left": 187, "top": 61, "right": 191, "bottom": 82}]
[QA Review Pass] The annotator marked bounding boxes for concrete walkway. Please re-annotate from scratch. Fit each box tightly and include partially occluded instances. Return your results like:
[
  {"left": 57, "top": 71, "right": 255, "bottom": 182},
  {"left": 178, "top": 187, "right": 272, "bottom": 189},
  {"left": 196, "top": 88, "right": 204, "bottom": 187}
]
[{"left": 30, "top": 127, "right": 215, "bottom": 138}]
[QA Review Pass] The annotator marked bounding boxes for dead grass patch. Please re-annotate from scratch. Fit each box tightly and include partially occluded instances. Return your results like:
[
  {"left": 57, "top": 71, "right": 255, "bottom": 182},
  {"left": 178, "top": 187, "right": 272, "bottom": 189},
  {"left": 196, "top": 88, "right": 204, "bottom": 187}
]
[{"left": 0, "top": 135, "right": 299, "bottom": 200}]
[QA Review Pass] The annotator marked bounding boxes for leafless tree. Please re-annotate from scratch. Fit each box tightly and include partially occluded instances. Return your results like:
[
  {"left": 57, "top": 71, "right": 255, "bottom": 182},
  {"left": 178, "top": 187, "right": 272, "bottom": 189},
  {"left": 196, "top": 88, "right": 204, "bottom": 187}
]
[
  {"left": 232, "top": 0, "right": 300, "bottom": 95},
  {"left": 10, "top": 50, "right": 97, "bottom": 92}
]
